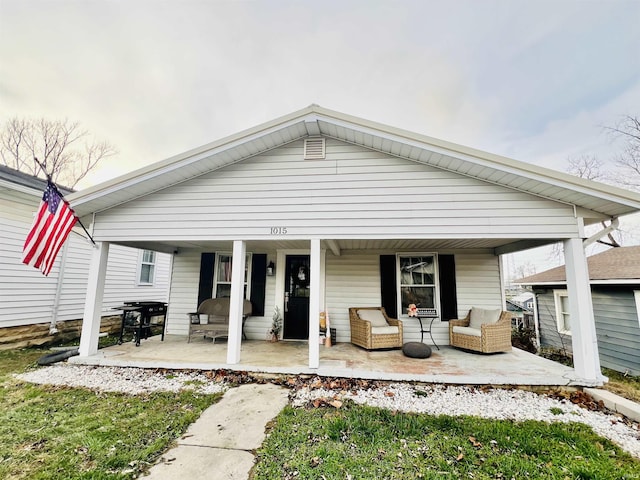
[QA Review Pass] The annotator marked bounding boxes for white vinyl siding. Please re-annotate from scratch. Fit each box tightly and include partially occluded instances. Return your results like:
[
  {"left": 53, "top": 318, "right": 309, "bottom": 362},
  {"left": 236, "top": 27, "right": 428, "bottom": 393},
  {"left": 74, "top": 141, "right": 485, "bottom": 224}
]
[
  {"left": 0, "top": 186, "right": 170, "bottom": 329},
  {"left": 324, "top": 252, "right": 381, "bottom": 344},
  {"left": 166, "top": 249, "right": 502, "bottom": 345},
  {"left": 321, "top": 250, "right": 502, "bottom": 346},
  {"left": 90, "top": 138, "right": 581, "bottom": 242},
  {"left": 454, "top": 252, "right": 503, "bottom": 318},
  {"left": 554, "top": 289, "right": 571, "bottom": 335},
  {"left": 165, "top": 249, "right": 201, "bottom": 336},
  {"left": 165, "top": 249, "right": 273, "bottom": 339}
]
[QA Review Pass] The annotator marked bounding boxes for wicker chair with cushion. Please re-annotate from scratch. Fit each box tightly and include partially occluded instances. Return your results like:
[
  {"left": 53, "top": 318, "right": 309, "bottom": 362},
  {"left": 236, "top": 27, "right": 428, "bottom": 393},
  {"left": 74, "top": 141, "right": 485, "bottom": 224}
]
[
  {"left": 449, "top": 307, "right": 512, "bottom": 353},
  {"left": 349, "top": 307, "right": 403, "bottom": 350}
]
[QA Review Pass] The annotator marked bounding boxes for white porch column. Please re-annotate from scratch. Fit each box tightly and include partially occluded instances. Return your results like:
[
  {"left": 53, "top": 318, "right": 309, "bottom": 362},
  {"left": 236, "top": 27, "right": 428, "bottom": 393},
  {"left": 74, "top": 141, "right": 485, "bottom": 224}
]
[
  {"left": 78, "top": 241, "right": 109, "bottom": 357},
  {"left": 563, "top": 238, "right": 604, "bottom": 383},
  {"left": 308, "top": 239, "right": 321, "bottom": 369},
  {"left": 226, "top": 240, "right": 246, "bottom": 365}
]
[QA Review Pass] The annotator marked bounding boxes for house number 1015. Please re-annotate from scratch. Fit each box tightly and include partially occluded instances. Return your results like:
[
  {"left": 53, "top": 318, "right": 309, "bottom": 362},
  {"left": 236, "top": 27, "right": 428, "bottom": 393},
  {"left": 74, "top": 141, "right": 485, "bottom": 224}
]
[{"left": 270, "top": 227, "right": 288, "bottom": 235}]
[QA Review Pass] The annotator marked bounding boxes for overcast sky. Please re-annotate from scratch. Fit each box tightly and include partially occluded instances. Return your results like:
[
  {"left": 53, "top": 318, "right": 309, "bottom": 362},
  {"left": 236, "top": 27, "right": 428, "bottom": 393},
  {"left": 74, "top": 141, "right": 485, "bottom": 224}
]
[{"left": 2, "top": 0, "right": 639, "bottom": 271}]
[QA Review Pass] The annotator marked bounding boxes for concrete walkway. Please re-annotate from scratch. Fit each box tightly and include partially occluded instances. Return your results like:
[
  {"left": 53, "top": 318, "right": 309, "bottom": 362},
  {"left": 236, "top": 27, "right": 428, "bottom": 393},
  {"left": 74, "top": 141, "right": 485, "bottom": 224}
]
[{"left": 144, "top": 383, "right": 290, "bottom": 479}]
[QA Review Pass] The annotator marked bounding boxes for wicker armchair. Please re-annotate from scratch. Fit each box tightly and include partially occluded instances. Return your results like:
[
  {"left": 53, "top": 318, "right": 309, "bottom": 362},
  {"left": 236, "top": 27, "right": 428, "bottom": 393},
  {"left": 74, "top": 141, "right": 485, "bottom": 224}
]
[
  {"left": 349, "top": 307, "right": 403, "bottom": 350},
  {"left": 449, "top": 309, "right": 512, "bottom": 353}
]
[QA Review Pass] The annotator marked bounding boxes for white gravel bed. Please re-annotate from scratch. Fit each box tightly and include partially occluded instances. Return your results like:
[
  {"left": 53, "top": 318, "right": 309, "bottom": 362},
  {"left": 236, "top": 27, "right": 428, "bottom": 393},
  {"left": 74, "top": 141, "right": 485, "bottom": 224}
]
[
  {"left": 15, "top": 364, "right": 228, "bottom": 396},
  {"left": 15, "top": 364, "right": 640, "bottom": 458},
  {"left": 292, "top": 383, "right": 640, "bottom": 458}
]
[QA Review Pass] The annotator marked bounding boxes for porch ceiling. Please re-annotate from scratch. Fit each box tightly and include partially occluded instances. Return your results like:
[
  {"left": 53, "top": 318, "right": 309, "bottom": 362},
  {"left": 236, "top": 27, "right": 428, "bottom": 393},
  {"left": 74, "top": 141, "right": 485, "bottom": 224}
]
[{"left": 113, "top": 237, "right": 557, "bottom": 255}]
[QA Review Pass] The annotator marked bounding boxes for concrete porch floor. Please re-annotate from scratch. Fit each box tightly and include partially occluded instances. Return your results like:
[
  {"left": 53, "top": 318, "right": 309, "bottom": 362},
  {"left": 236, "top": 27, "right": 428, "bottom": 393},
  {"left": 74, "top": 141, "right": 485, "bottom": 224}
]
[{"left": 70, "top": 334, "right": 586, "bottom": 387}]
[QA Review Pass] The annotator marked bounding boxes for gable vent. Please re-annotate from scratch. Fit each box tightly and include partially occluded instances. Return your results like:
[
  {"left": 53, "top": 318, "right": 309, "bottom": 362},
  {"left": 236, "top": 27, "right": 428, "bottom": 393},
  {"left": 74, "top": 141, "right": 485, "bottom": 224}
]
[{"left": 304, "top": 138, "right": 326, "bottom": 159}]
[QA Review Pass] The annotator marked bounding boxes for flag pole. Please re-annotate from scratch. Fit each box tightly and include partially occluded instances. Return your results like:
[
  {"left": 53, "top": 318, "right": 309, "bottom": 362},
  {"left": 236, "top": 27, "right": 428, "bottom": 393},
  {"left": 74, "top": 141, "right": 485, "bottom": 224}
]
[{"left": 34, "top": 157, "right": 97, "bottom": 246}]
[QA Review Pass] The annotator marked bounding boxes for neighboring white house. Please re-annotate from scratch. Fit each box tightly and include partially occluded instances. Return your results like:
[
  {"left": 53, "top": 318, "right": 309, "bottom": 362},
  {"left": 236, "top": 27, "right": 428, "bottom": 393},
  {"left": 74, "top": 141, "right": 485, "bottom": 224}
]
[
  {"left": 0, "top": 165, "right": 172, "bottom": 346},
  {"left": 67, "top": 105, "right": 640, "bottom": 385}
]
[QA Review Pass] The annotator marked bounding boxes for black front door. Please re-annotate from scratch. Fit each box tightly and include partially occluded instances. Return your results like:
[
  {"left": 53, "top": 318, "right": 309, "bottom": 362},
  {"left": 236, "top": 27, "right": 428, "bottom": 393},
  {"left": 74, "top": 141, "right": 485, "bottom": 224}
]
[{"left": 283, "top": 255, "right": 310, "bottom": 340}]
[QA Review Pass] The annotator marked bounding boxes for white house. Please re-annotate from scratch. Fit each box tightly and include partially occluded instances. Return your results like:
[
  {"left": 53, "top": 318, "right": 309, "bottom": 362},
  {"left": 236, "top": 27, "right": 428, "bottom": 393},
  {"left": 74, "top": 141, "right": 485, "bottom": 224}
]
[
  {"left": 67, "top": 105, "right": 640, "bottom": 385},
  {"left": 0, "top": 165, "right": 172, "bottom": 347}
]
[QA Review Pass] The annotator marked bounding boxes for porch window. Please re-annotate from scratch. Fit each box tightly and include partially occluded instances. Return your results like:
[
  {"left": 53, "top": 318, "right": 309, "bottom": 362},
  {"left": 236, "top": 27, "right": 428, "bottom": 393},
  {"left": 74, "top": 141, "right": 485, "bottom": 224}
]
[
  {"left": 138, "top": 250, "right": 156, "bottom": 285},
  {"left": 554, "top": 290, "right": 571, "bottom": 335},
  {"left": 214, "top": 253, "right": 252, "bottom": 298},
  {"left": 398, "top": 254, "right": 437, "bottom": 314}
]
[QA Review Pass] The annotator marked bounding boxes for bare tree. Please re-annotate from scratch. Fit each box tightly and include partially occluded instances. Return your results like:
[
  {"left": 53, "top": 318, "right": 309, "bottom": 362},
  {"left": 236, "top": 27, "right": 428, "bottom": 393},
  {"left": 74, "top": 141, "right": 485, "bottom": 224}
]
[
  {"left": 566, "top": 154, "right": 606, "bottom": 181},
  {"left": 606, "top": 115, "right": 640, "bottom": 191},
  {"left": 514, "top": 261, "right": 536, "bottom": 280},
  {"left": 0, "top": 117, "right": 116, "bottom": 188}
]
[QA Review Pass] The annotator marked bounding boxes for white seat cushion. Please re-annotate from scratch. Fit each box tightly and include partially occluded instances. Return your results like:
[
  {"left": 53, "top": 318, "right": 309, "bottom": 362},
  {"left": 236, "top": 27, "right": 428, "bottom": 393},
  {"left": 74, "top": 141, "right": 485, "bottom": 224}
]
[
  {"left": 452, "top": 326, "right": 482, "bottom": 337},
  {"left": 371, "top": 326, "right": 399, "bottom": 335},
  {"left": 469, "top": 307, "right": 502, "bottom": 329},
  {"left": 357, "top": 309, "right": 389, "bottom": 327}
]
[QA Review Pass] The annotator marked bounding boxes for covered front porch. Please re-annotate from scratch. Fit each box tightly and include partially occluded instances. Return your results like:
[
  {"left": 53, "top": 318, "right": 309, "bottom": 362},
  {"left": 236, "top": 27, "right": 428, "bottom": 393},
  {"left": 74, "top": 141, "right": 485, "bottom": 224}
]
[
  {"left": 70, "top": 335, "right": 581, "bottom": 387},
  {"left": 68, "top": 106, "right": 640, "bottom": 388}
]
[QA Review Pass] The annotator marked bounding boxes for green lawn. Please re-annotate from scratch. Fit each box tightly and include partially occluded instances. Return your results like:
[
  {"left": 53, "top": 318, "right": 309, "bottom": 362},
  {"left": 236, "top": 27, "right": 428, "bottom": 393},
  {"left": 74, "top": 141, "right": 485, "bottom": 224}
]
[
  {"left": 0, "top": 348, "right": 221, "bottom": 480},
  {"left": 254, "top": 403, "right": 640, "bottom": 479},
  {"left": 3, "top": 346, "right": 640, "bottom": 479}
]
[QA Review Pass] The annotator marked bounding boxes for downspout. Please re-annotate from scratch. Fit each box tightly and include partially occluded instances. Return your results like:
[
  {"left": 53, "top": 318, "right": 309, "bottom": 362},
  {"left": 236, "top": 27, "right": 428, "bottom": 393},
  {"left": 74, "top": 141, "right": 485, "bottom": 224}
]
[
  {"left": 532, "top": 292, "right": 541, "bottom": 350},
  {"left": 583, "top": 218, "right": 619, "bottom": 248},
  {"left": 50, "top": 241, "right": 69, "bottom": 334}
]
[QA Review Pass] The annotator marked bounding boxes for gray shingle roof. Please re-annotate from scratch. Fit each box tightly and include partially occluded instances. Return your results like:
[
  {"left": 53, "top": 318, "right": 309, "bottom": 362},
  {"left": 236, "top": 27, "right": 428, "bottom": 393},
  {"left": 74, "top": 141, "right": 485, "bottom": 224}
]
[{"left": 516, "top": 246, "right": 640, "bottom": 284}]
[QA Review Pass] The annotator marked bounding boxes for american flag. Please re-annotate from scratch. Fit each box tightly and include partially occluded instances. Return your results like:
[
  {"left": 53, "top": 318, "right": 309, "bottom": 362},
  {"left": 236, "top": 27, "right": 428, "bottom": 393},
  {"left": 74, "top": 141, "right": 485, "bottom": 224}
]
[{"left": 22, "top": 180, "right": 78, "bottom": 276}]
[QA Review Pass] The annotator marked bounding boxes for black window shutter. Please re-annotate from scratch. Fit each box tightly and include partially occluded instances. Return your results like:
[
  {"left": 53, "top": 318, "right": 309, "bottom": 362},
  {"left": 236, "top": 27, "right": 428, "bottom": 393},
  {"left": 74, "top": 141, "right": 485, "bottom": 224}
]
[
  {"left": 250, "top": 254, "right": 267, "bottom": 316},
  {"left": 197, "top": 253, "right": 215, "bottom": 307},
  {"left": 438, "top": 254, "right": 458, "bottom": 321},
  {"left": 380, "top": 255, "right": 397, "bottom": 318}
]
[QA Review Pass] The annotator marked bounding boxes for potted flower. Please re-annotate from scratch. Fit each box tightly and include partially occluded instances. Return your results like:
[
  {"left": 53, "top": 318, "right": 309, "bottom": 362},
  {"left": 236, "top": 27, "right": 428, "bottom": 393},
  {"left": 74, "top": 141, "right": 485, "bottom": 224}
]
[
  {"left": 268, "top": 306, "right": 283, "bottom": 342},
  {"left": 407, "top": 303, "right": 418, "bottom": 317}
]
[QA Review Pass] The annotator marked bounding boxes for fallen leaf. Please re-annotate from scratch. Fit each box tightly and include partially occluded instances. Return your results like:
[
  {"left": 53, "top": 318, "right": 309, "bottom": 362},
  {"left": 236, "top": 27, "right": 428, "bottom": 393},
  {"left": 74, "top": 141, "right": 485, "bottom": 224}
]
[{"left": 468, "top": 436, "right": 482, "bottom": 448}]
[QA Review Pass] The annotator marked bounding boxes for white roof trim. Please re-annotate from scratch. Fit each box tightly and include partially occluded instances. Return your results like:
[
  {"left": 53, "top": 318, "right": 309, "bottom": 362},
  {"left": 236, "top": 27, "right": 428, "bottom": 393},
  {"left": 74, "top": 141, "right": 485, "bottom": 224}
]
[
  {"left": 0, "top": 178, "right": 41, "bottom": 197},
  {"left": 517, "top": 279, "right": 640, "bottom": 286},
  {"left": 67, "top": 104, "right": 640, "bottom": 219}
]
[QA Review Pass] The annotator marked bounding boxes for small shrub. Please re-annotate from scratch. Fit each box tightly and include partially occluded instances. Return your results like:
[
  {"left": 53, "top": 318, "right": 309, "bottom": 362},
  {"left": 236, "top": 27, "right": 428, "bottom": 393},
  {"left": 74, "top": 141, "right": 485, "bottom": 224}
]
[
  {"left": 511, "top": 326, "right": 537, "bottom": 353},
  {"left": 539, "top": 347, "right": 573, "bottom": 367}
]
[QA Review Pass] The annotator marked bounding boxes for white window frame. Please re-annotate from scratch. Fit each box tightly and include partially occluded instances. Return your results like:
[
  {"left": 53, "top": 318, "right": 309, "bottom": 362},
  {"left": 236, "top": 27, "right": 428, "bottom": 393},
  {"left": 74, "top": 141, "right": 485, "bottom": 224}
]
[
  {"left": 213, "top": 252, "right": 252, "bottom": 299},
  {"left": 137, "top": 249, "right": 156, "bottom": 285},
  {"left": 554, "top": 289, "right": 571, "bottom": 335},
  {"left": 396, "top": 253, "right": 439, "bottom": 317},
  {"left": 634, "top": 290, "right": 640, "bottom": 328}
]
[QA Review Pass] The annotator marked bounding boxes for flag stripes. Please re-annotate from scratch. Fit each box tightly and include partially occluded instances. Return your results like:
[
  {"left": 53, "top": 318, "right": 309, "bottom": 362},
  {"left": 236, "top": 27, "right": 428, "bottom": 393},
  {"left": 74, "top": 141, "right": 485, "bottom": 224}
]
[{"left": 22, "top": 181, "right": 78, "bottom": 276}]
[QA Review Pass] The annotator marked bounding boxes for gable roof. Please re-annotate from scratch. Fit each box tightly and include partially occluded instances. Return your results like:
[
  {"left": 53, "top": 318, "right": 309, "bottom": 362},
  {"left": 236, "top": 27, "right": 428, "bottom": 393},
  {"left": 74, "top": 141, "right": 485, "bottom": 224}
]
[
  {"left": 516, "top": 246, "right": 640, "bottom": 285},
  {"left": 67, "top": 105, "right": 640, "bottom": 220}
]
